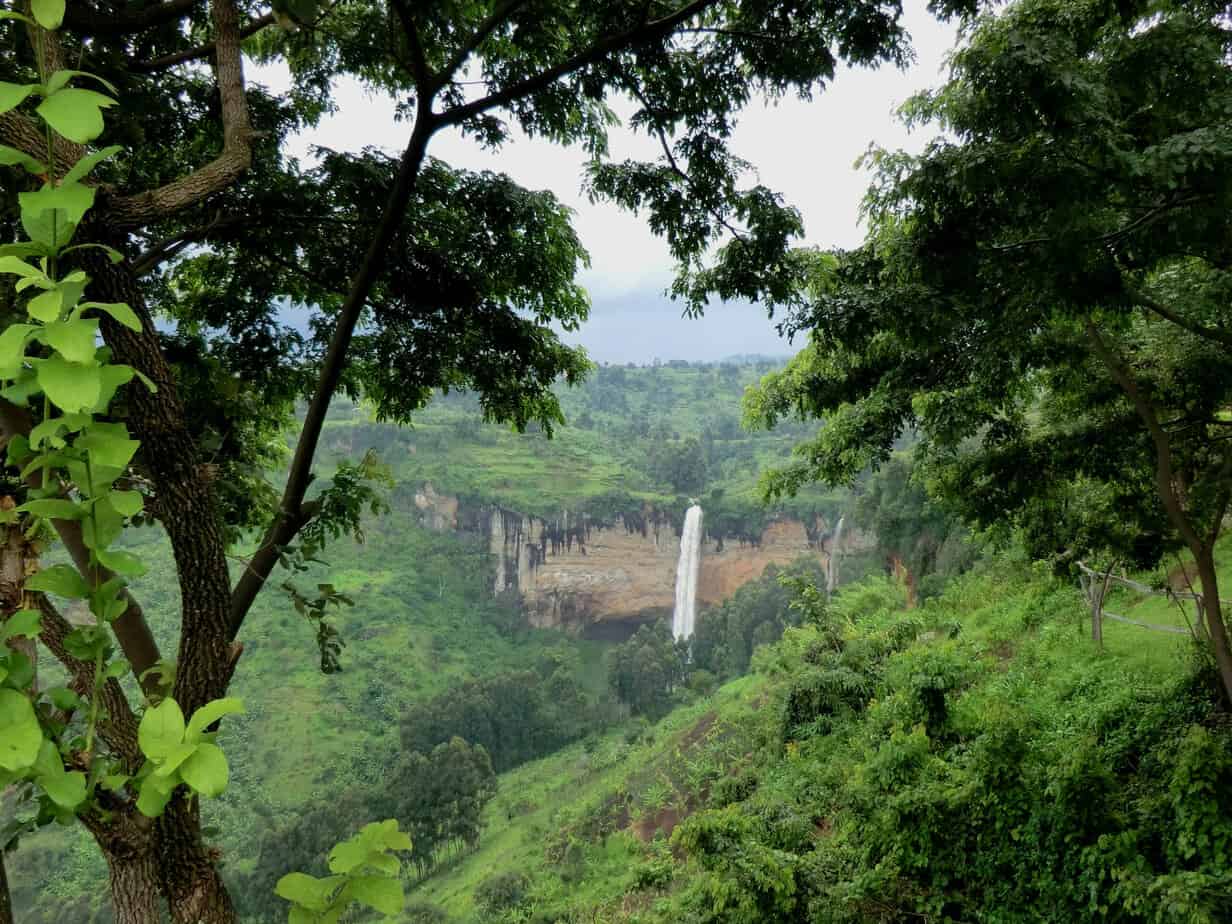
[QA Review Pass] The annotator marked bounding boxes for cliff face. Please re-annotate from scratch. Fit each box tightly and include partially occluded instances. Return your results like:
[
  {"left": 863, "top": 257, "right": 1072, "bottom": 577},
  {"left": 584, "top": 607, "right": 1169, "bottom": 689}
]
[{"left": 411, "top": 484, "right": 867, "bottom": 637}]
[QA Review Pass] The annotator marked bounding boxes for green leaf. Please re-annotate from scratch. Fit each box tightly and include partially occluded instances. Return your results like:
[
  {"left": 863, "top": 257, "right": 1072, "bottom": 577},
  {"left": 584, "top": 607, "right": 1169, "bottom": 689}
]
[
  {"left": 41, "top": 317, "right": 100, "bottom": 364},
  {"left": 107, "top": 489, "right": 144, "bottom": 518},
  {"left": 0, "top": 145, "right": 46, "bottom": 175},
  {"left": 179, "top": 742, "right": 228, "bottom": 797},
  {"left": 103, "top": 658, "right": 130, "bottom": 680},
  {"left": 138, "top": 697, "right": 186, "bottom": 760},
  {"left": 26, "top": 564, "right": 89, "bottom": 599},
  {"left": 82, "top": 495, "right": 125, "bottom": 551},
  {"left": 35, "top": 89, "right": 117, "bottom": 144},
  {"left": 0, "top": 256, "right": 44, "bottom": 279},
  {"left": 95, "top": 364, "right": 137, "bottom": 410},
  {"left": 75, "top": 422, "right": 139, "bottom": 468},
  {"left": 0, "top": 323, "right": 36, "bottom": 377},
  {"left": 46, "top": 687, "right": 81, "bottom": 711},
  {"left": 19, "top": 182, "right": 96, "bottom": 250},
  {"left": 94, "top": 547, "right": 146, "bottom": 577},
  {"left": 62, "top": 145, "right": 122, "bottom": 185},
  {"left": 30, "top": 0, "right": 65, "bottom": 30},
  {"left": 33, "top": 741, "right": 86, "bottom": 809},
  {"left": 136, "top": 773, "right": 176, "bottom": 817},
  {"left": 0, "top": 689, "right": 41, "bottom": 771},
  {"left": 153, "top": 742, "right": 198, "bottom": 777},
  {"left": 44, "top": 70, "right": 118, "bottom": 99},
  {"left": 185, "top": 698, "right": 245, "bottom": 743},
  {"left": 275, "top": 873, "right": 344, "bottom": 912},
  {"left": 0, "top": 609, "right": 41, "bottom": 643},
  {"left": 77, "top": 301, "right": 142, "bottom": 332},
  {"left": 17, "top": 498, "right": 84, "bottom": 520},
  {"left": 0, "top": 82, "right": 35, "bottom": 115},
  {"left": 35, "top": 355, "right": 101, "bottom": 413},
  {"left": 348, "top": 876, "right": 403, "bottom": 917},
  {"left": 26, "top": 288, "right": 65, "bottom": 322}
]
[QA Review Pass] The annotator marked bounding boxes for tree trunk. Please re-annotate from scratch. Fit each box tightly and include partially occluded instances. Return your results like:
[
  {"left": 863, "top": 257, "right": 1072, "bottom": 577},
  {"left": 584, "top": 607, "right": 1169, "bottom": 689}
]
[
  {"left": 0, "top": 849, "right": 13, "bottom": 924},
  {"left": 156, "top": 800, "right": 236, "bottom": 924},
  {"left": 105, "top": 847, "right": 162, "bottom": 924},
  {"left": 1194, "top": 548, "right": 1232, "bottom": 705}
]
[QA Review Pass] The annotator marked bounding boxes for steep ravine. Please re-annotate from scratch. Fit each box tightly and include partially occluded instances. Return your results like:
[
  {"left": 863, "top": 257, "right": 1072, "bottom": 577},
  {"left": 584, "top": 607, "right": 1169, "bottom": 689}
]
[{"left": 409, "top": 483, "right": 871, "bottom": 638}]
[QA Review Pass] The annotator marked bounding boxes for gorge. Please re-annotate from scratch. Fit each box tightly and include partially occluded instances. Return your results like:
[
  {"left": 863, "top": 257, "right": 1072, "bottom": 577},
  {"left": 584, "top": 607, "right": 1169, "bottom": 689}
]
[{"left": 410, "top": 483, "right": 867, "bottom": 638}]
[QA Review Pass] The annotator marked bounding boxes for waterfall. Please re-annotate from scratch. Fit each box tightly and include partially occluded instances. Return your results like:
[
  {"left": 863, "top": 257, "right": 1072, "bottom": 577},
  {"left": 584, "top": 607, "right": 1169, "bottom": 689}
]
[
  {"left": 672, "top": 505, "right": 704, "bottom": 640},
  {"left": 826, "top": 515, "right": 845, "bottom": 598}
]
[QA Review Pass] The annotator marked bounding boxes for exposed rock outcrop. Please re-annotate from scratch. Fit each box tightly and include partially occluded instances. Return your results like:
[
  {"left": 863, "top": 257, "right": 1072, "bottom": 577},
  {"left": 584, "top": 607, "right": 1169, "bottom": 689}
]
[{"left": 409, "top": 483, "right": 870, "bottom": 637}]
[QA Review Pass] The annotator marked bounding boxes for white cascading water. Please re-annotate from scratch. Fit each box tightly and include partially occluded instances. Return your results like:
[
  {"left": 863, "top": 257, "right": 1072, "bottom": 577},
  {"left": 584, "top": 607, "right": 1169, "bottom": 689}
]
[
  {"left": 826, "top": 515, "right": 845, "bottom": 597},
  {"left": 672, "top": 505, "right": 704, "bottom": 640}
]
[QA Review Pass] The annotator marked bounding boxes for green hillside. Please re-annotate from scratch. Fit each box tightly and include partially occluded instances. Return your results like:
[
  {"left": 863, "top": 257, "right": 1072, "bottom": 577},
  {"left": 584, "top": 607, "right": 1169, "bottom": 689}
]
[{"left": 405, "top": 550, "right": 1230, "bottom": 923}]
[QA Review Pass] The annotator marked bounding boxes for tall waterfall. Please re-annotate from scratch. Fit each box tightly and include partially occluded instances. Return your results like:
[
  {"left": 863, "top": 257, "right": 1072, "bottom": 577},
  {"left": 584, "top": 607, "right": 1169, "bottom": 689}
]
[
  {"left": 672, "top": 505, "right": 704, "bottom": 640},
  {"left": 826, "top": 515, "right": 845, "bottom": 598}
]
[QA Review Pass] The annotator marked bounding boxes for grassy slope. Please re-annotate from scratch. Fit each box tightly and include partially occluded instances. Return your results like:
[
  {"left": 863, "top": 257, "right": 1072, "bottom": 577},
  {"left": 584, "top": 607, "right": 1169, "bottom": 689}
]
[{"left": 406, "top": 541, "right": 1219, "bottom": 922}]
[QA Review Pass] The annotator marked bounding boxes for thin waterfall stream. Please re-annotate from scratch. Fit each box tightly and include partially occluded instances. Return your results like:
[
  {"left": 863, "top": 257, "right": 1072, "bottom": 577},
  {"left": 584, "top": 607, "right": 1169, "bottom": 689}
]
[{"left": 672, "top": 504, "right": 704, "bottom": 640}]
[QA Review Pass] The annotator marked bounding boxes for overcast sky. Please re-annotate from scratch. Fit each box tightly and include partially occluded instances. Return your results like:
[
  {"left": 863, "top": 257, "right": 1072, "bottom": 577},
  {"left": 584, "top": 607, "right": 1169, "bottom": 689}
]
[{"left": 256, "top": 2, "right": 958, "bottom": 363}]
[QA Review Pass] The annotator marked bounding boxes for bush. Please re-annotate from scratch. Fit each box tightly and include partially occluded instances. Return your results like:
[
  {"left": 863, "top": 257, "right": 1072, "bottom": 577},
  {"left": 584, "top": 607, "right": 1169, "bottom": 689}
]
[{"left": 475, "top": 871, "right": 531, "bottom": 918}]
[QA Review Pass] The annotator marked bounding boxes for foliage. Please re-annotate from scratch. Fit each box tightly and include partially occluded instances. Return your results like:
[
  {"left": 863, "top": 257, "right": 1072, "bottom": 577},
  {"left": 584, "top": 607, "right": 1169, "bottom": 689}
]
[
  {"left": 275, "top": 819, "right": 413, "bottom": 923},
  {"left": 745, "top": 0, "right": 1232, "bottom": 698},
  {"left": 606, "top": 622, "right": 688, "bottom": 718}
]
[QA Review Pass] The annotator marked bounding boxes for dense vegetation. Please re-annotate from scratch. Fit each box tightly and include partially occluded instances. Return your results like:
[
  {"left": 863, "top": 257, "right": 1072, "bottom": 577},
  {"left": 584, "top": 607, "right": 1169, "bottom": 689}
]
[{"left": 2, "top": 0, "right": 1231, "bottom": 922}]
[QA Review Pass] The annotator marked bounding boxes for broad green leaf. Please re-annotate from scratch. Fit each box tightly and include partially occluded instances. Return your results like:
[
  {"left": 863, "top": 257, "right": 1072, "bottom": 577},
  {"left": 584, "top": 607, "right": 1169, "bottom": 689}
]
[
  {"left": 19, "top": 183, "right": 96, "bottom": 249},
  {"left": 75, "top": 422, "right": 139, "bottom": 468},
  {"left": 95, "top": 547, "right": 146, "bottom": 577},
  {"left": 288, "top": 906, "right": 316, "bottom": 924},
  {"left": 26, "top": 288, "right": 65, "bottom": 322},
  {"left": 41, "top": 317, "right": 100, "bottom": 364},
  {"left": 103, "top": 658, "right": 129, "bottom": 680},
  {"left": 153, "top": 742, "right": 199, "bottom": 777},
  {"left": 0, "top": 689, "right": 41, "bottom": 771},
  {"left": 101, "top": 773, "right": 129, "bottom": 792},
  {"left": 0, "top": 82, "right": 35, "bottom": 115},
  {"left": 0, "top": 323, "right": 36, "bottom": 376},
  {"left": 348, "top": 876, "right": 403, "bottom": 917},
  {"left": 363, "top": 818, "right": 412, "bottom": 852},
  {"left": 0, "top": 242, "right": 47, "bottom": 258},
  {"left": 26, "top": 564, "right": 89, "bottom": 599},
  {"left": 4, "top": 652, "right": 34, "bottom": 690},
  {"left": 77, "top": 301, "right": 142, "bottom": 332},
  {"left": 63, "top": 626, "right": 110, "bottom": 661},
  {"left": 2, "top": 370, "right": 42, "bottom": 406},
  {"left": 36, "top": 89, "right": 117, "bottom": 144},
  {"left": 17, "top": 498, "right": 84, "bottom": 520},
  {"left": 44, "top": 70, "right": 118, "bottom": 99},
  {"left": 108, "top": 490, "right": 144, "bottom": 518},
  {"left": 0, "top": 145, "right": 45, "bottom": 175},
  {"left": 95, "top": 364, "right": 137, "bottom": 410},
  {"left": 30, "top": 0, "right": 65, "bottom": 30},
  {"left": 185, "top": 698, "right": 245, "bottom": 743},
  {"left": 0, "top": 609, "right": 41, "bottom": 642},
  {"left": 45, "top": 687, "right": 81, "bottom": 711},
  {"left": 0, "top": 256, "right": 43, "bottom": 279},
  {"left": 138, "top": 697, "right": 186, "bottom": 760},
  {"left": 62, "top": 145, "right": 122, "bottom": 185},
  {"left": 82, "top": 495, "right": 125, "bottom": 551},
  {"left": 179, "top": 742, "right": 228, "bottom": 797},
  {"left": 275, "top": 872, "right": 344, "bottom": 912},
  {"left": 35, "top": 355, "right": 101, "bottom": 413},
  {"left": 33, "top": 740, "right": 86, "bottom": 809},
  {"left": 67, "top": 457, "right": 122, "bottom": 495},
  {"left": 27, "top": 411, "right": 88, "bottom": 448},
  {"left": 136, "top": 773, "right": 175, "bottom": 817}
]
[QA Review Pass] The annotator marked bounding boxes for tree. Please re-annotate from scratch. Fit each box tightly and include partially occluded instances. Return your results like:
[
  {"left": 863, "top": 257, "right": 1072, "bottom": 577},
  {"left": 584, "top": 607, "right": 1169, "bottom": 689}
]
[
  {"left": 745, "top": 0, "right": 1232, "bottom": 700},
  {"left": 607, "top": 622, "right": 687, "bottom": 717},
  {"left": 0, "top": 1, "right": 943, "bottom": 920}
]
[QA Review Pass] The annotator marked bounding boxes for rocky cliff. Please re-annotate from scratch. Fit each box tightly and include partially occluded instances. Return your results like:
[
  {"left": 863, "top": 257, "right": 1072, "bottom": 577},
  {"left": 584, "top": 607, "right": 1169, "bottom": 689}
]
[{"left": 411, "top": 483, "right": 869, "bottom": 637}]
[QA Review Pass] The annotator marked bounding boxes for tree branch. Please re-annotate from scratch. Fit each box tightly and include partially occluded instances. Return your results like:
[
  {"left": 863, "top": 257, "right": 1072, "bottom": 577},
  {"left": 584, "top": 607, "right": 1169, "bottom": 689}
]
[
  {"left": 63, "top": 0, "right": 199, "bottom": 36},
  {"left": 435, "top": 0, "right": 718, "bottom": 128},
  {"left": 1121, "top": 278, "right": 1232, "bottom": 349},
  {"left": 388, "top": 0, "right": 431, "bottom": 87},
  {"left": 129, "top": 12, "right": 275, "bottom": 73},
  {"left": 229, "top": 102, "right": 439, "bottom": 637},
  {"left": 436, "top": 0, "right": 531, "bottom": 88},
  {"left": 0, "top": 399, "right": 163, "bottom": 686},
  {"left": 36, "top": 596, "right": 143, "bottom": 769},
  {"left": 105, "top": 0, "right": 255, "bottom": 227},
  {"left": 1084, "top": 320, "right": 1206, "bottom": 554}
]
